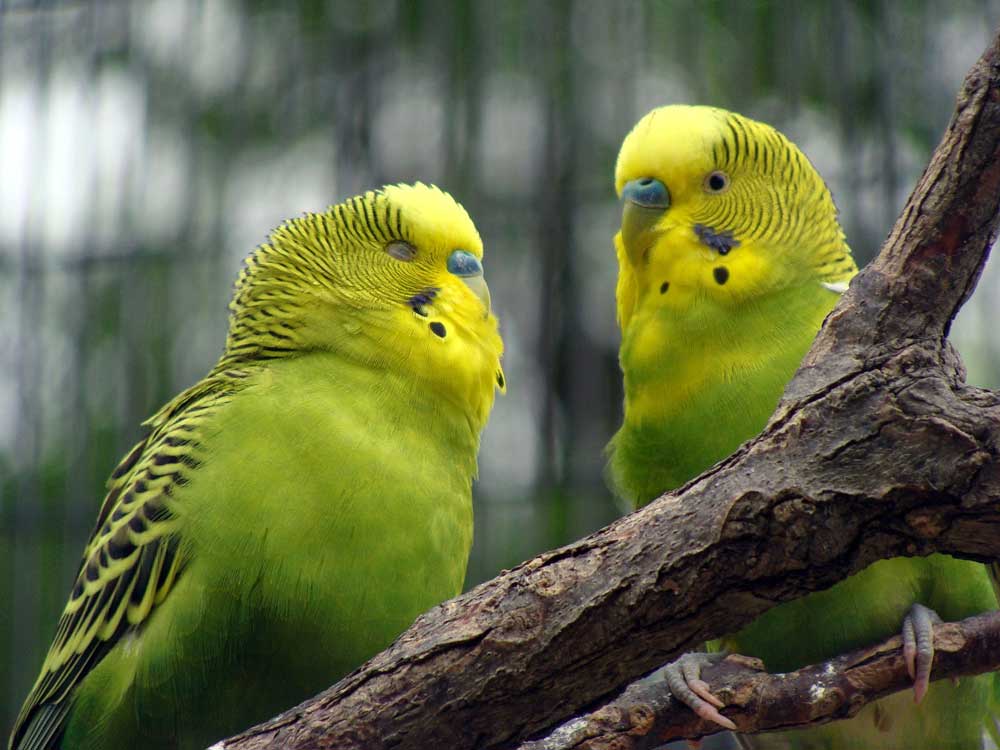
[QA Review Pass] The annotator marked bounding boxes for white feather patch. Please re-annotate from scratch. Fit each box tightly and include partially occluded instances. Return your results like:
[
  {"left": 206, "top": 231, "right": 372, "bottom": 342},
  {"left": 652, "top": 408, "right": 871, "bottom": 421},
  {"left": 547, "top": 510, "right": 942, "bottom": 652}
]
[{"left": 821, "top": 281, "right": 849, "bottom": 294}]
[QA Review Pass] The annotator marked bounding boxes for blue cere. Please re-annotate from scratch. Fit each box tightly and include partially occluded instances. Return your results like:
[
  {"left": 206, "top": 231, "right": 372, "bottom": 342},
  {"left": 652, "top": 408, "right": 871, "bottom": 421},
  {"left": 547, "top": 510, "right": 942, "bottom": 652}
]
[
  {"left": 622, "top": 178, "right": 670, "bottom": 209},
  {"left": 447, "top": 249, "right": 483, "bottom": 277}
]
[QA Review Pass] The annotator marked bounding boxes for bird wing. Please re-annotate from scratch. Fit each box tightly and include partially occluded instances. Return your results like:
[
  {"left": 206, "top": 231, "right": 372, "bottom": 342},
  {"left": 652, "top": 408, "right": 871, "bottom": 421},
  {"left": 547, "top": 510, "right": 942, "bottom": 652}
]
[{"left": 9, "top": 372, "right": 245, "bottom": 750}]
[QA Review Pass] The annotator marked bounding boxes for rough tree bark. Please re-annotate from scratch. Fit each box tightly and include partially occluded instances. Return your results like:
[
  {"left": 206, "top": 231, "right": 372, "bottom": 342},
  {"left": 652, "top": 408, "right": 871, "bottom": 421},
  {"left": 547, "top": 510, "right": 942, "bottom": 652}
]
[
  {"left": 518, "top": 611, "right": 1000, "bottom": 749},
  {"left": 213, "top": 29, "right": 1000, "bottom": 750}
]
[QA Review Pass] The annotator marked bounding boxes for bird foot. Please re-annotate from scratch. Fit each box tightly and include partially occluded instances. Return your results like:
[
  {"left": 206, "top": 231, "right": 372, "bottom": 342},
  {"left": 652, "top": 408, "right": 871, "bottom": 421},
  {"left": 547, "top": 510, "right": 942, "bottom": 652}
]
[
  {"left": 901, "top": 602, "right": 943, "bottom": 704},
  {"left": 664, "top": 651, "right": 737, "bottom": 731}
]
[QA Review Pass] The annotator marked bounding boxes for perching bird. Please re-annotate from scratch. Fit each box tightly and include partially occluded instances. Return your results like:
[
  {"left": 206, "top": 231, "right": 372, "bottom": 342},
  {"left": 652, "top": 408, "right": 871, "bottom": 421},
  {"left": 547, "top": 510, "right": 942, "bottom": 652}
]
[
  {"left": 606, "top": 105, "right": 998, "bottom": 748},
  {"left": 9, "top": 183, "right": 505, "bottom": 750}
]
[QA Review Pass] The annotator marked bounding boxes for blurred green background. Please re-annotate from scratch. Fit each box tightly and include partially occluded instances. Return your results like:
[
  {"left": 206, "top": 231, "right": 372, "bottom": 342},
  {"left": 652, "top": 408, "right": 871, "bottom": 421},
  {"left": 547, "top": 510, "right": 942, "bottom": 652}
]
[{"left": 2, "top": 0, "right": 999, "bottom": 739}]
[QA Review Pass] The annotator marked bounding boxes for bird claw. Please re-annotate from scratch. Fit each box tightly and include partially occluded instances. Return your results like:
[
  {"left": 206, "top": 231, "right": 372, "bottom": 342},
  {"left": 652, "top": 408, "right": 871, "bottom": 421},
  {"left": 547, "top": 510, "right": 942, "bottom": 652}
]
[
  {"left": 901, "top": 603, "right": 942, "bottom": 704},
  {"left": 664, "top": 651, "right": 737, "bottom": 731}
]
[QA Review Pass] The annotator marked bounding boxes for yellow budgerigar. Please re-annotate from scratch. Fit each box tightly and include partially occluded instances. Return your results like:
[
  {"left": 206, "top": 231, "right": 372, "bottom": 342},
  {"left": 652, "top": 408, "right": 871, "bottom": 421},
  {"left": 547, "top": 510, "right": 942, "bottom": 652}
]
[
  {"left": 9, "top": 183, "right": 504, "bottom": 750},
  {"left": 607, "top": 105, "right": 998, "bottom": 748}
]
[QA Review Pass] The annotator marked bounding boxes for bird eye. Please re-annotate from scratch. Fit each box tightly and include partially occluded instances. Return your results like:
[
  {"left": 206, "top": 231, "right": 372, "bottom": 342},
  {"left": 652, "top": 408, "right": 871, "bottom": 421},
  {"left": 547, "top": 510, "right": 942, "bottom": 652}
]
[
  {"left": 447, "top": 249, "right": 483, "bottom": 277},
  {"left": 386, "top": 241, "right": 417, "bottom": 262},
  {"left": 704, "top": 171, "right": 730, "bottom": 193}
]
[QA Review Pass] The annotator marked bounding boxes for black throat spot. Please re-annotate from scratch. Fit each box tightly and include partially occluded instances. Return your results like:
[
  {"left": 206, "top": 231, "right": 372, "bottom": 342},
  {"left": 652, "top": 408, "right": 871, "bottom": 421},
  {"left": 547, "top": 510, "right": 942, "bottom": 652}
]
[{"left": 694, "top": 224, "right": 740, "bottom": 256}]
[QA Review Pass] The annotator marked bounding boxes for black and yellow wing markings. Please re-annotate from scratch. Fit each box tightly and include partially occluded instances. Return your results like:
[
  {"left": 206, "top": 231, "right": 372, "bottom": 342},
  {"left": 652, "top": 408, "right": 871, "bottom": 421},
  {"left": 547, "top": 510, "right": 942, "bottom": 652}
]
[{"left": 9, "top": 372, "right": 247, "bottom": 750}]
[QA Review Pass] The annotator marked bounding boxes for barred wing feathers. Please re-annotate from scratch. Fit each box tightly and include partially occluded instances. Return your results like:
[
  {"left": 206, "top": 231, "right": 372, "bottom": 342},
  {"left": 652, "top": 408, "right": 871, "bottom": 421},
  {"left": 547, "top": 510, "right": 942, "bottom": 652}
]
[{"left": 9, "top": 373, "right": 246, "bottom": 750}]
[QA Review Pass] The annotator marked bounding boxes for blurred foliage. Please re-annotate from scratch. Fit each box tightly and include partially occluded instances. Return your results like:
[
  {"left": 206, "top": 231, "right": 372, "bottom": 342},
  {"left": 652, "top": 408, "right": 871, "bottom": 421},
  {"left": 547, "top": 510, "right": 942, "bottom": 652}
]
[{"left": 1, "top": 0, "right": 999, "bottom": 737}]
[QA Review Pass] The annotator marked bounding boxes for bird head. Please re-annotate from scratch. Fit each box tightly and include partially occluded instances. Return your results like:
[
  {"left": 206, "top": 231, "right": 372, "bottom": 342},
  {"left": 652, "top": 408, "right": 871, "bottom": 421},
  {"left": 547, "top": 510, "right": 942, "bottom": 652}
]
[
  {"left": 613, "top": 105, "right": 855, "bottom": 331},
  {"left": 222, "top": 183, "right": 505, "bottom": 426}
]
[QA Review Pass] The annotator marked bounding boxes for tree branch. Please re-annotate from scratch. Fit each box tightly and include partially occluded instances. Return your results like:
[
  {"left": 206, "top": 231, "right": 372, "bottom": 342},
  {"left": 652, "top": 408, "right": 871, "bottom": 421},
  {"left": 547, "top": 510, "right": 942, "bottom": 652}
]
[
  {"left": 517, "top": 610, "right": 1000, "bottom": 749},
  {"left": 213, "top": 28, "right": 1000, "bottom": 750}
]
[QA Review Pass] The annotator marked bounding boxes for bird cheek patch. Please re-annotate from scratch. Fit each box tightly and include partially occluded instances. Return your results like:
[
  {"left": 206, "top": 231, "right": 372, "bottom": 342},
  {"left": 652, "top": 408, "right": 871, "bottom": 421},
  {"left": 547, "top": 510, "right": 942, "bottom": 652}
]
[
  {"left": 408, "top": 288, "right": 439, "bottom": 317},
  {"left": 694, "top": 224, "right": 740, "bottom": 256}
]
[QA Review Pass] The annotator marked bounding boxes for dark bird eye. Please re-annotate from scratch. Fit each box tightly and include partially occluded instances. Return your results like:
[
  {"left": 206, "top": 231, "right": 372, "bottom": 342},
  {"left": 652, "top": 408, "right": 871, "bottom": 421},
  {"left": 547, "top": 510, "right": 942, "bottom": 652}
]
[
  {"left": 705, "top": 171, "right": 730, "bottom": 193},
  {"left": 386, "top": 241, "right": 417, "bottom": 261}
]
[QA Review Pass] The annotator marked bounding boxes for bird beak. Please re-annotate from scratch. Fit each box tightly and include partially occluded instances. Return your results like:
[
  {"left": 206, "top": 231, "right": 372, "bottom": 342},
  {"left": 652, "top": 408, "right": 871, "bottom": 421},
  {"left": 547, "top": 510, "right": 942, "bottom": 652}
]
[
  {"left": 462, "top": 274, "right": 492, "bottom": 317},
  {"left": 620, "top": 178, "right": 669, "bottom": 266},
  {"left": 447, "top": 249, "right": 492, "bottom": 317}
]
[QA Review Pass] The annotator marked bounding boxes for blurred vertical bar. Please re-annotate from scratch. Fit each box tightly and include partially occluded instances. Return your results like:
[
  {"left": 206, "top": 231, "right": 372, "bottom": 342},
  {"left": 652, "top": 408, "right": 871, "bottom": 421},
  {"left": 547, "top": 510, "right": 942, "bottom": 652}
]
[
  {"left": 536, "top": 0, "right": 576, "bottom": 540},
  {"left": 61, "top": 0, "right": 99, "bottom": 604},
  {"left": 1, "top": 0, "right": 7, "bottom": 729},
  {"left": 875, "top": 0, "right": 900, "bottom": 233},
  {"left": 830, "top": 2, "right": 862, "bottom": 260},
  {"left": 443, "top": 0, "right": 480, "bottom": 196},
  {"left": 331, "top": 0, "right": 377, "bottom": 195},
  {"left": 8, "top": 0, "right": 49, "bottom": 727}
]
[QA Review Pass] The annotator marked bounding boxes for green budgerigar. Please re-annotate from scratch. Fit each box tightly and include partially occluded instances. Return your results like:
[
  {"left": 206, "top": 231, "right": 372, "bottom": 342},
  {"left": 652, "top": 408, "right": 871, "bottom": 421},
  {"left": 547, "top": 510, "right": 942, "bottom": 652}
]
[
  {"left": 9, "top": 183, "right": 505, "bottom": 750},
  {"left": 607, "top": 105, "right": 998, "bottom": 748}
]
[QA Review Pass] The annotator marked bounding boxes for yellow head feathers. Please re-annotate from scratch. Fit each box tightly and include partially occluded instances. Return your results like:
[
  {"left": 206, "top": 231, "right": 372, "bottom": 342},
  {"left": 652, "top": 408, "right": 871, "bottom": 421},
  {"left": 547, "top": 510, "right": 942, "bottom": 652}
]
[
  {"left": 613, "top": 105, "right": 856, "bottom": 329},
  {"left": 218, "top": 183, "right": 504, "bottom": 426},
  {"left": 229, "top": 183, "right": 483, "bottom": 328}
]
